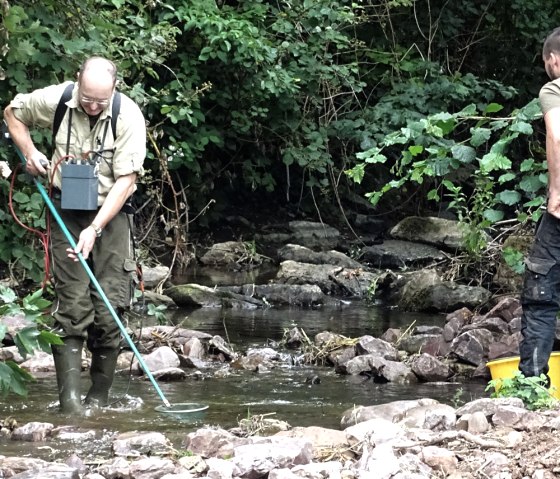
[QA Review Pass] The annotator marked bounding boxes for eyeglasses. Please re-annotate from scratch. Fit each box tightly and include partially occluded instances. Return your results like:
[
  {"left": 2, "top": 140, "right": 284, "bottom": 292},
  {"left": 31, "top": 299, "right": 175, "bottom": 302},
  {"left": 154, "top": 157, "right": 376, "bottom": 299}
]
[{"left": 80, "top": 95, "right": 111, "bottom": 107}]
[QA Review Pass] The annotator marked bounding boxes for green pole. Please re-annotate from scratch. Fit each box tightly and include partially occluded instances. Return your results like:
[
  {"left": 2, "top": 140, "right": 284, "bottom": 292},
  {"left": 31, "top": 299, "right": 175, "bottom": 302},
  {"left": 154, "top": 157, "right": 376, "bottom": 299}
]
[{"left": 7, "top": 134, "right": 171, "bottom": 408}]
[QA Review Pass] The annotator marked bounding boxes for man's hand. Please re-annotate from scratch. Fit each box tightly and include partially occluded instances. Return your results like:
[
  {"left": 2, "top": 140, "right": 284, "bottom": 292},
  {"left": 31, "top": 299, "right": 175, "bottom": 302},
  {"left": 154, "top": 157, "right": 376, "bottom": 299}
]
[
  {"left": 25, "top": 151, "right": 49, "bottom": 176},
  {"left": 547, "top": 194, "right": 560, "bottom": 219},
  {"left": 67, "top": 226, "right": 98, "bottom": 261}
]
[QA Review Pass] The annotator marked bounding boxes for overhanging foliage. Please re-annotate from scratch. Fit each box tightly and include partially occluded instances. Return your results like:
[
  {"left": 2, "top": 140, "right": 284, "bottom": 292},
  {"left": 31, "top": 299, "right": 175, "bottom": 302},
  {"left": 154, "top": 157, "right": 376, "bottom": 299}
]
[{"left": 0, "top": 0, "right": 558, "bottom": 279}]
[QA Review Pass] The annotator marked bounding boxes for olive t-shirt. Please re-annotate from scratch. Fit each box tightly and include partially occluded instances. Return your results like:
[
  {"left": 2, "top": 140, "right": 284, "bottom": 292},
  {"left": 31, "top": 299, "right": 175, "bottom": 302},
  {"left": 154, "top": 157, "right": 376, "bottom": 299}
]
[{"left": 539, "top": 78, "right": 560, "bottom": 115}]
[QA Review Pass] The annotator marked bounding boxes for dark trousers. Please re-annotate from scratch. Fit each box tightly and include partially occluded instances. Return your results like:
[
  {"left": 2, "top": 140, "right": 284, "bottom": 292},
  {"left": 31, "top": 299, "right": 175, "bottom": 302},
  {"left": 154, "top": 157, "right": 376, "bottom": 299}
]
[
  {"left": 49, "top": 200, "right": 136, "bottom": 351},
  {"left": 519, "top": 212, "right": 560, "bottom": 378}
]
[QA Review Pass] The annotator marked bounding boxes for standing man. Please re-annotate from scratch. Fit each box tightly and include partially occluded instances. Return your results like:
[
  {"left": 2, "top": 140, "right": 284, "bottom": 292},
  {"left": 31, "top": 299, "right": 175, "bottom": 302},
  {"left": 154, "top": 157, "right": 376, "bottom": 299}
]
[
  {"left": 519, "top": 28, "right": 560, "bottom": 383},
  {"left": 3, "top": 57, "right": 146, "bottom": 413}
]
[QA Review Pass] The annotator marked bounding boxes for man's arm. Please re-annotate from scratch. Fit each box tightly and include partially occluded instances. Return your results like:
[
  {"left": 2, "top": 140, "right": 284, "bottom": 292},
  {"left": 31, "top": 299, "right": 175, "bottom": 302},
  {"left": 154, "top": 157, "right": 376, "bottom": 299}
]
[
  {"left": 68, "top": 172, "right": 137, "bottom": 261},
  {"left": 3, "top": 105, "right": 48, "bottom": 176}
]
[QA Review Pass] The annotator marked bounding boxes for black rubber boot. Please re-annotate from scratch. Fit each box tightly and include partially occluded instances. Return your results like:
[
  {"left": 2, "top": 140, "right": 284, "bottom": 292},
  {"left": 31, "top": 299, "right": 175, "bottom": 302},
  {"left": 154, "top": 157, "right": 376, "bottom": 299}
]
[
  {"left": 84, "top": 349, "right": 120, "bottom": 407},
  {"left": 51, "top": 337, "right": 84, "bottom": 414}
]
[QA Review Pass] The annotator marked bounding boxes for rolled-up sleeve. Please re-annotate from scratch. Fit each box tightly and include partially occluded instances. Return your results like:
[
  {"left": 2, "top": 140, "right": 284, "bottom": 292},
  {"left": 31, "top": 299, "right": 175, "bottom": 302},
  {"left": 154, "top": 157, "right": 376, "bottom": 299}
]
[
  {"left": 111, "top": 96, "right": 146, "bottom": 179},
  {"left": 9, "top": 83, "right": 69, "bottom": 128}
]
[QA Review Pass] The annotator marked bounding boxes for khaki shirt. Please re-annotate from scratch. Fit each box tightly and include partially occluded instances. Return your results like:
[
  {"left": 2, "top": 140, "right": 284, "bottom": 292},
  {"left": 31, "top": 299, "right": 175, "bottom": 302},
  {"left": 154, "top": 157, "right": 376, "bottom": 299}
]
[
  {"left": 540, "top": 78, "right": 560, "bottom": 115},
  {"left": 9, "top": 81, "right": 146, "bottom": 205}
]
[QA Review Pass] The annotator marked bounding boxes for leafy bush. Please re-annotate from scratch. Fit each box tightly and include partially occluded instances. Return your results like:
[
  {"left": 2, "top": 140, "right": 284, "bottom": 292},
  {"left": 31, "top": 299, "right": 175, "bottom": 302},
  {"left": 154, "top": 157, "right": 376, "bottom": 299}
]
[
  {"left": 0, "top": 286, "right": 61, "bottom": 396},
  {"left": 486, "top": 371, "right": 558, "bottom": 411},
  {"left": 347, "top": 99, "right": 545, "bottom": 256},
  {"left": 1, "top": 0, "right": 559, "bottom": 279}
]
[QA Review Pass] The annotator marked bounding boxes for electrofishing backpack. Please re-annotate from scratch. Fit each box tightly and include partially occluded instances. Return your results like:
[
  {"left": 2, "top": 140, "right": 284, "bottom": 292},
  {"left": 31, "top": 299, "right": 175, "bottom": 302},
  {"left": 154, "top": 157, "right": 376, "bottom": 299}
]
[{"left": 52, "top": 82, "right": 121, "bottom": 148}]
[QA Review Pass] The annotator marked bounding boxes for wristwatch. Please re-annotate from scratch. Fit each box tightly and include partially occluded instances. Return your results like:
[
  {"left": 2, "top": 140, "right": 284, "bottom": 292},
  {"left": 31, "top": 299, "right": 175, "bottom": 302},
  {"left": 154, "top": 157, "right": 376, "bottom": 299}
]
[{"left": 90, "top": 223, "right": 103, "bottom": 237}]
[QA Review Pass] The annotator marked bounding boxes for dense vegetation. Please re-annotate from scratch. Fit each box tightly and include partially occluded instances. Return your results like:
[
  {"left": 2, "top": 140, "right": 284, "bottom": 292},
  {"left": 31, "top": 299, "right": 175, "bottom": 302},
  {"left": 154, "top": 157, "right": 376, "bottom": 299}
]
[
  {"left": 1, "top": 0, "right": 560, "bottom": 396},
  {"left": 0, "top": 0, "right": 558, "bottom": 284}
]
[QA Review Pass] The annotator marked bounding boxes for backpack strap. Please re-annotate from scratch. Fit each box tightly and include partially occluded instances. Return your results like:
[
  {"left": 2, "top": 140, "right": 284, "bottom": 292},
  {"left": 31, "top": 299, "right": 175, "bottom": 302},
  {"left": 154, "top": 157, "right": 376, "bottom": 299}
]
[
  {"left": 111, "top": 91, "right": 121, "bottom": 140},
  {"left": 52, "top": 83, "right": 74, "bottom": 149},
  {"left": 52, "top": 85, "right": 121, "bottom": 148}
]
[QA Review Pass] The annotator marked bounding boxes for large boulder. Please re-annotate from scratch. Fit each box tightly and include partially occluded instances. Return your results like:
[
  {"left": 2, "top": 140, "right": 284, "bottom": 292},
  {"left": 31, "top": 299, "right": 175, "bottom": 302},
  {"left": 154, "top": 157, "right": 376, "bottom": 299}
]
[
  {"left": 361, "top": 239, "right": 445, "bottom": 269},
  {"left": 165, "top": 284, "right": 266, "bottom": 309},
  {"left": 400, "top": 280, "right": 492, "bottom": 313},
  {"left": 390, "top": 216, "right": 483, "bottom": 252}
]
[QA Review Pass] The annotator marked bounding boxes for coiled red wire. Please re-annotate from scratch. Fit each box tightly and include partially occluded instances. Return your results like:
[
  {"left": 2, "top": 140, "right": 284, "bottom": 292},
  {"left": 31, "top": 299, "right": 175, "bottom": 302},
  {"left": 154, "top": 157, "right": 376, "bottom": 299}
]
[{"left": 8, "top": 155, "right": 75, "bottom": 289}]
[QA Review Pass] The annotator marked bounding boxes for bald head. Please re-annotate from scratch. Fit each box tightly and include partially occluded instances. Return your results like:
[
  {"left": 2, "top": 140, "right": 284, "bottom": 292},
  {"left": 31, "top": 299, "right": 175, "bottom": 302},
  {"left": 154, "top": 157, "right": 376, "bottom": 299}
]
[
  {"left": 77, "top": 57, "right": 118, "bottom": 115},
  {"left": 78, "top": 57, "right": 117, "bottom": 85}
]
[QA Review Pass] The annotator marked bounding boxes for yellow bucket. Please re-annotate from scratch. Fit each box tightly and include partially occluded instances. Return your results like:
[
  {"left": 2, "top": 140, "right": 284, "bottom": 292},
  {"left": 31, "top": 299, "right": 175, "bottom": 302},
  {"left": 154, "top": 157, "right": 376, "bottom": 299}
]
[{"left": 486, "top": 352, "right": 560, "bottom": 399}]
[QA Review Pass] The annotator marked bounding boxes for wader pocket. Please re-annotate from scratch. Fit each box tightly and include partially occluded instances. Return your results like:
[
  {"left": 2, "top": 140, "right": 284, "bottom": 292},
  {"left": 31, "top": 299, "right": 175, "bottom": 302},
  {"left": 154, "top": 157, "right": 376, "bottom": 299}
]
[
  {"left": 522, "top": 258, "right": 555, "bottom": 301},
  {"left": 122, "top": 258, "right": 138, "bottom": 307}
]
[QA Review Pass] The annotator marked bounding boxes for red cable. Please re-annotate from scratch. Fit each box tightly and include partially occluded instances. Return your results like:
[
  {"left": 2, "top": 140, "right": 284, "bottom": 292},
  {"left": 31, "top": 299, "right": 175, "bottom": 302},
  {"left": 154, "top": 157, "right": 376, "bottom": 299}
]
[
  {"left": 8, "top": 155, "right": 76, "bottom": 289},
  {"left": 9, "top": 164, "right": 50, "bottom": 289}
]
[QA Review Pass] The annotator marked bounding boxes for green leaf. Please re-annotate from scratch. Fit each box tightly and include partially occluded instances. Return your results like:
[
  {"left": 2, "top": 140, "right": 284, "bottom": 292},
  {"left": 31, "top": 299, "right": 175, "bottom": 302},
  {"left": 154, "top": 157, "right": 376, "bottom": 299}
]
[
  {"left": 496, "top": 190, "right": 521, "bottom": 205},
  {"left": 525, "top": 197, "right": 546, "bottom": 208},
  {"left": 427, "top": 189, "right": 440, "bottom": 201},
  {"left": 498, "top": 172, "right": 516, "bottom": 183},
  {"left": 485, "top": 103, "right": 503, "bottom": 114},
  {"left": 458, "top": 104, "right": 477, "bottom": 116},
  {"left": 356, "top": 147, "right": 387, "bottom": 164},
  {"left": 510, "top": 121, "right": 533, "bottom": 135},
  {"left": 470, "top": 127, "right": 491, "bottom": 147},
  {"left": 11, "top": 192, "right": 30, "bottom": 204},
  {"left": 520, "top": 159, "right": 535, "bottom": 172},
  {"left": 408, "top": 145, "right": 423, "bottom": 156},
  {"left": 451, "top": 145, "right": 476, "bottom": 164},
  {"left": 503, "top": 247, "right": 525, "bottom": 274},
  {"left": 483, "top": 209, "right": 504, "bottom": 222},
  {"left": 479, "top": 152, "right": 511, "bottom": 173},
  {"left": 0, "top": 286, "right": 17, "bottom": 304},
  {"left": 520, "top": 175, "right": 546, "bottom": 194},
  {"left": 520, "top": 99, "right": 543, "bottom": 121},
  {"left": 13, "top": 326, "right": 41, "bottom": 358},
  {"left": 0, "top": 361, "right": 34, "bottom": 397},
  {"left": 345, "top": 164, "right": 364, "bottom": 183}
]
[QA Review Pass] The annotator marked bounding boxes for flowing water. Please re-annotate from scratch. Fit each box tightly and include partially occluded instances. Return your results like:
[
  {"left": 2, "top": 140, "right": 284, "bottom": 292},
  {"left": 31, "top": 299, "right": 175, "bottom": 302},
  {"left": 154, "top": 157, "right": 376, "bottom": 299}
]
[
  {"left": 0, "top": 267, "right": 489, "bottom": 459},
  {"left": 0, "top": 301, "right": 488, "bottom": 461}
]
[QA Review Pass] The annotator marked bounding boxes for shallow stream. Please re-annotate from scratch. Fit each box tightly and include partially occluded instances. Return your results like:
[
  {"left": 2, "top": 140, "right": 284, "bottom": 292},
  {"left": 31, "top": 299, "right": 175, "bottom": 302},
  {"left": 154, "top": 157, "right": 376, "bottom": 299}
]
[{"left": 0, "top": 299, "right": 488, "bottom": 461}]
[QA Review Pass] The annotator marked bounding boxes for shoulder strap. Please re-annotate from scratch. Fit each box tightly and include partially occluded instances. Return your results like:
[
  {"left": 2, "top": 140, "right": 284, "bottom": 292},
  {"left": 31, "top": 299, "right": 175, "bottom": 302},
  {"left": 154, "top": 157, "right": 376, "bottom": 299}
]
[
  {"left": 52, "top": 83, "right": 74, "bottom": 147},
  {"left": 111, "top": 91, "right": 121, "bottom": 140},
  {"left": 52, "top": 86, "right": 121, "bottom": 146}
]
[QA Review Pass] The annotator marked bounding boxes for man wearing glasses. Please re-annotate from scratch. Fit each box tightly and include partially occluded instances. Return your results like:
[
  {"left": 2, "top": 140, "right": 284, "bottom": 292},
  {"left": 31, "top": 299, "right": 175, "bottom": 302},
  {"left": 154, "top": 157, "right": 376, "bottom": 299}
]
[{"left": 3, "top": 56, "right": 146, "bottom": 414}]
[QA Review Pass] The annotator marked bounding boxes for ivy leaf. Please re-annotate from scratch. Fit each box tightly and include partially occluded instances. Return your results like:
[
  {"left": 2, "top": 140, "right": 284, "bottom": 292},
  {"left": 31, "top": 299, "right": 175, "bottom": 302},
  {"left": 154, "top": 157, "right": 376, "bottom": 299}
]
[{"left": 503, "top": 247, "right": 525, "bottom": 274}]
